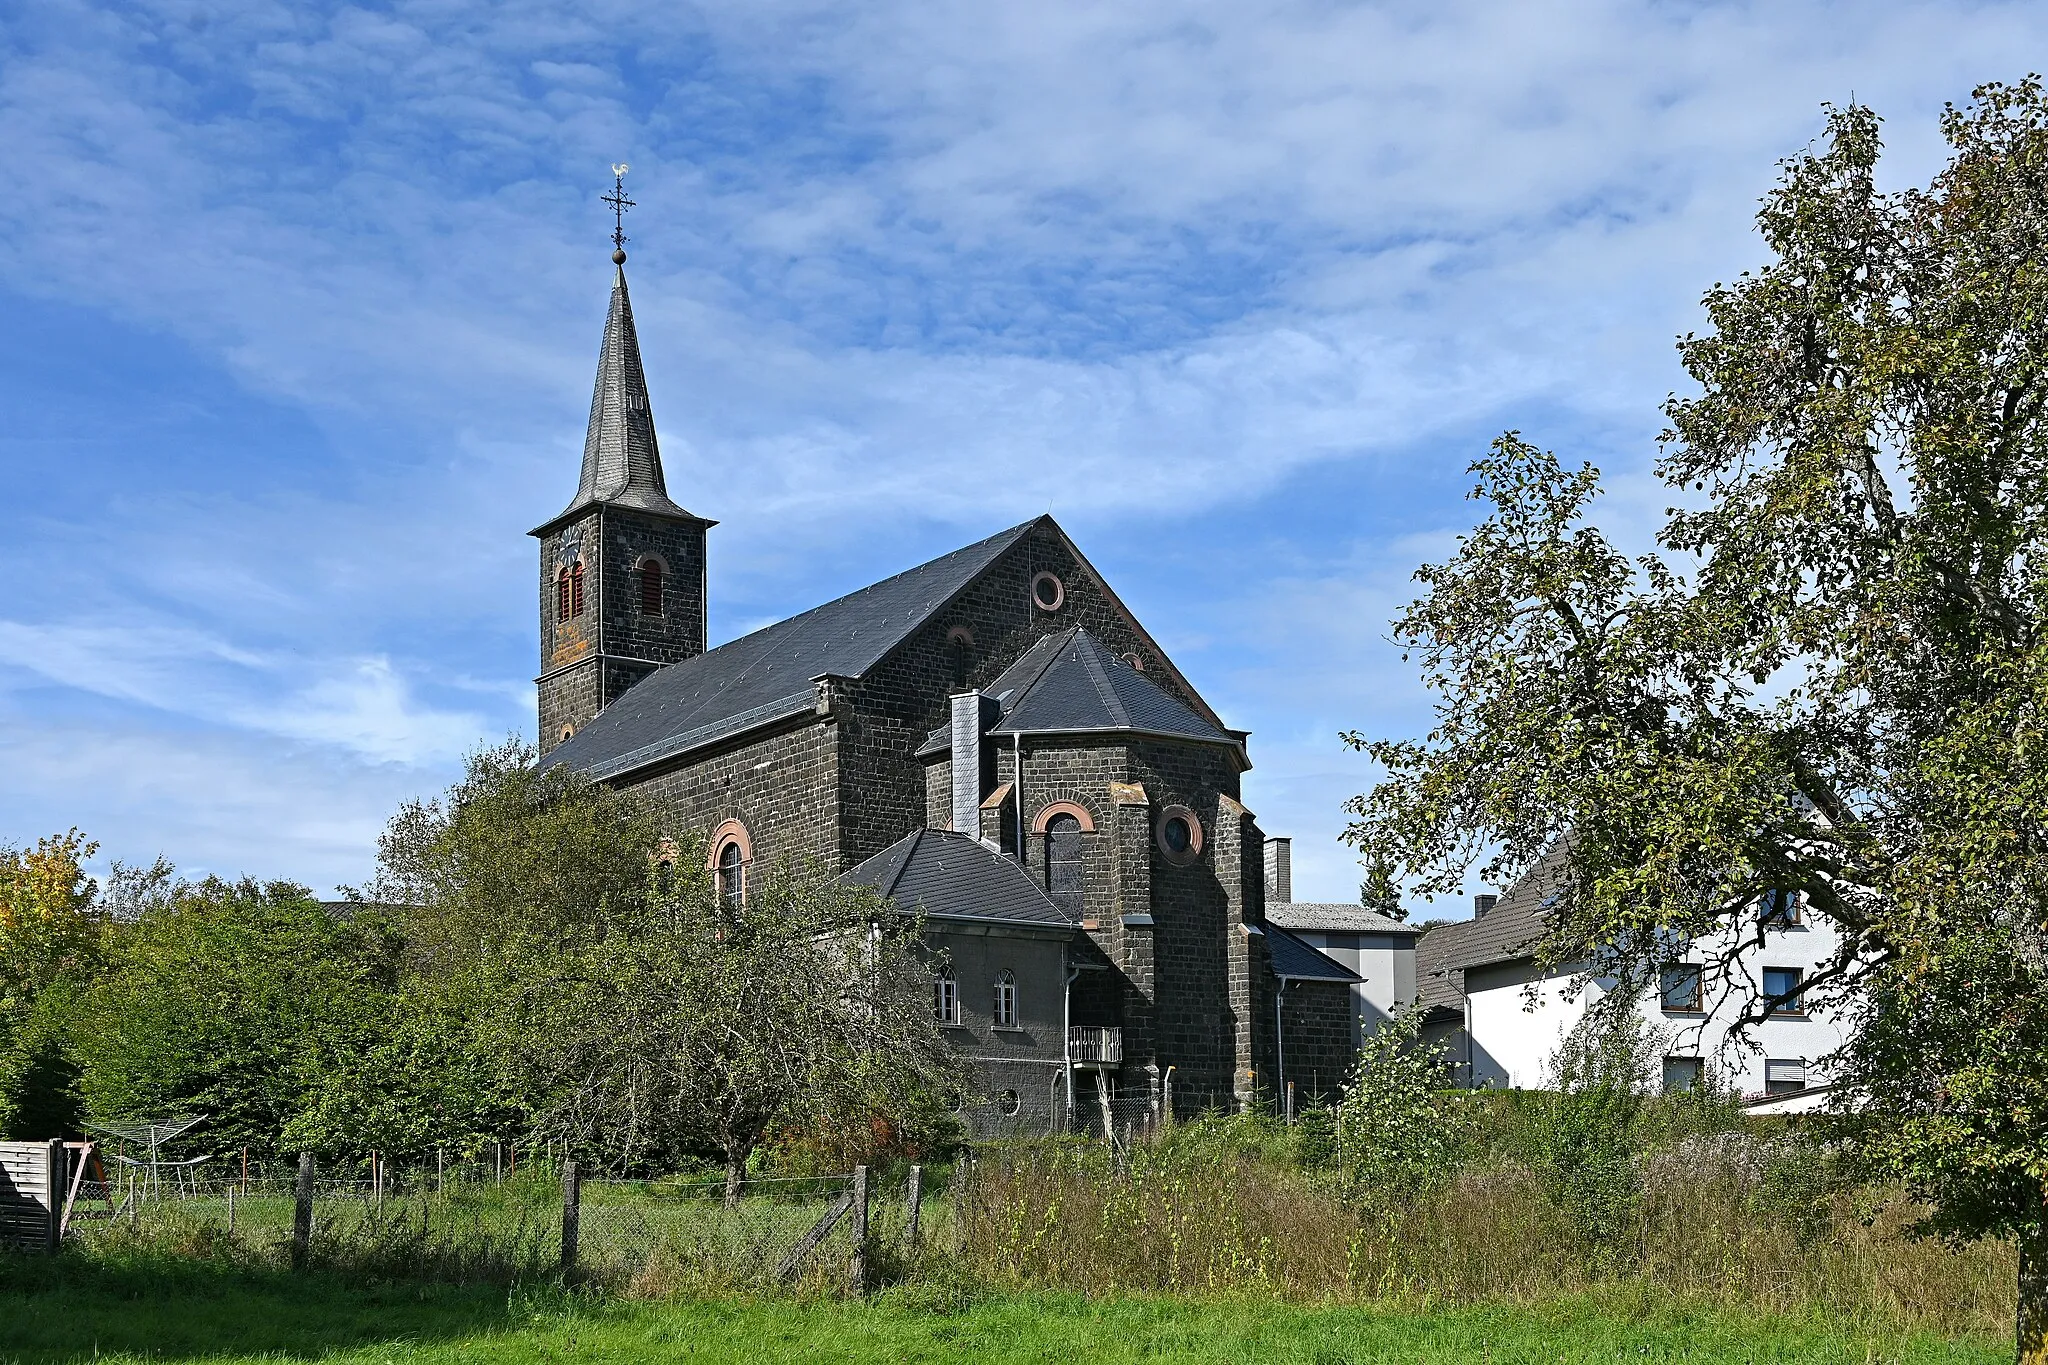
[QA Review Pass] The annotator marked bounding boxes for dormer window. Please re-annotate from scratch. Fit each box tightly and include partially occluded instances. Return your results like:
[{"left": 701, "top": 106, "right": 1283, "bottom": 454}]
[{"left": 639, "top": 558, "right": 664, "bottom": 616}]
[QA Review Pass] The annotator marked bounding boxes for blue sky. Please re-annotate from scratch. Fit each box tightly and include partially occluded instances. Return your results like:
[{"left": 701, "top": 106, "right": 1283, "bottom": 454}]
[{"left": 1, "top": 0, "right": 2037, "bottom": 906}]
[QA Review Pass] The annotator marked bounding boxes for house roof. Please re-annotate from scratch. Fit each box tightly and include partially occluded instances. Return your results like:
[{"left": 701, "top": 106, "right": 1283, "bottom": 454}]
[
  {"left": 547, "top": 519, "right": 1042, "bottom": 779},
  {"left": 1415, "top": 841, "right": 1574, "bottom": 1013},
  {"left": 1265, "top": 902, "right": 1422, "bottom": 936},
  {"left": 1264, "top": 924, "right": 1363, "bottom": 983},
  {"left": 533, "top": 265, "right": 706, "bottom": 534},
  {"left": 843, "top": 827, "right": 1080, "bottom": 928},
  {"left": 915, "top": 628, "right": 1237, "bottom": 757}
]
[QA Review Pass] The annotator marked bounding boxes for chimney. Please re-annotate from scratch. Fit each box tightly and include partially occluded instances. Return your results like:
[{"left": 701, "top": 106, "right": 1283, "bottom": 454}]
[
  {"left": 1473, "top": 893, "right": 1498, "bottom": 918},
  {"left": 950, "top": 690, "right": 985, "bottom": 837},
  {"left": 1264, "top": 836, "right": 1292, "bottom": 904}
]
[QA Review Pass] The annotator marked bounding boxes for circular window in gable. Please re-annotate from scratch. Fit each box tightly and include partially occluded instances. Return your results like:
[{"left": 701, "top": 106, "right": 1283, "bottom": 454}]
[
  {"left": 1154, "top": 804, "right": 1204, "bottom": 866},
  {"left": 1031, "top": 571, "right": 1065, "bottom": 612}
]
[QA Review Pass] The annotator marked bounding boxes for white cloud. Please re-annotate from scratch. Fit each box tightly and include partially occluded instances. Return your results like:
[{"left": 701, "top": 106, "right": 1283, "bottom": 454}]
[{"left": 0, "top": 0, "right": 2037, "bottom": 883}]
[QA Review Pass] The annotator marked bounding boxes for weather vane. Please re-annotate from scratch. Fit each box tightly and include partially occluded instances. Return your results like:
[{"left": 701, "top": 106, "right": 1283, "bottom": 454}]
[{"left": 604, "top": 162, "right": 634, "bottom": 263}]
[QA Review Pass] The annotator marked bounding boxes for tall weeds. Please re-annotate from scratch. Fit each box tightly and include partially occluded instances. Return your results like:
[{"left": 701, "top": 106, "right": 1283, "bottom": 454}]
[{"left": 952, "top": 1117, "right": 2015, "bottom": 1337}]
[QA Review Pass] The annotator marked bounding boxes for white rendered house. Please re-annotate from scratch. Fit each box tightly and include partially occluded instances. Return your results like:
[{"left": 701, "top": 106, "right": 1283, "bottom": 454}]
[{"left": 1416, "top": 846, "right": 1849, "bottom": 1102}]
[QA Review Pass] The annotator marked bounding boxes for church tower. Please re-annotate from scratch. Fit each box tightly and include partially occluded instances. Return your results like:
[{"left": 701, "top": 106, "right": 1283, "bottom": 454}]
[{"left": 531, "top": 238, "right": 713, "bottom": 754}]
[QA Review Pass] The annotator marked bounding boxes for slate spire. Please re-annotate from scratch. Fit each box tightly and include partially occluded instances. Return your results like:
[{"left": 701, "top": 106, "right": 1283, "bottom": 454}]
[{"left": 550, "top": 263, "right": 701, "bottom": 524}]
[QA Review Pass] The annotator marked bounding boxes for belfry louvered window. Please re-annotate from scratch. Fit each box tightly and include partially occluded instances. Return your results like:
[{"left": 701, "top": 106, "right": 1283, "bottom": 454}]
[
  {"left": 570, "top": 562, "right": 586, "bottom": 617},
  {"left": 1046, "top": 813, "right": 1084, "bottom": 919},
  {"left": 556, "top": 568, "right": 573, "bottom": 622},
  {"left": 639, "top": 559, "right": 663, "bottom": 616}
]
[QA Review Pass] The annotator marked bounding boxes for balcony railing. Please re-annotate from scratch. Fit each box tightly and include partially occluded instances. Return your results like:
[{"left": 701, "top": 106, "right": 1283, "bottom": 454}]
[{"left": 1068, "top": 1026, "right": 1123, "bottom": 1065}]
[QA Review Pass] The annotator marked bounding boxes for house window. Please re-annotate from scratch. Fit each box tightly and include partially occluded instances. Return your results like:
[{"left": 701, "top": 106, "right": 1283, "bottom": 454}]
[
  {"left": 716, "top": 839, "right": 745, "bottom": 911},
  {"left": 638, "top": 559, "right": 664, "bottom": 616},
  {"left": 993, "top": 970, "right": 1018, "bottom": 1028},
  {"left": 1660, "top": 964, "right": 1704, "bottom": 1013},
  {"left": 570, "top": 562, "right": 586, "bottom": 617},
  {"left": 1662, "top": 1056, "right": 1705, "bottom": 1093},
  {"left": 1763, "top": 967, "right": 1806, "bottom": 1017},
  {"left": 556, "top": 567, "right": 573, "bottom": 622},
  {"left": 999, "top": 1089, "right": 1021, "bottom": 1116},
  {"left": 1046, "top": 813, "right": 1084, "bottom": 918},
  {"left": 1764, "top": 1058, "right": 1807, "bottom": 1094},
  {"left": 934, "top": 971, "right": 960, "bottom": 1026},
  {"left": 1761, "top": 889, "right": 1803, "bottom": 927}
]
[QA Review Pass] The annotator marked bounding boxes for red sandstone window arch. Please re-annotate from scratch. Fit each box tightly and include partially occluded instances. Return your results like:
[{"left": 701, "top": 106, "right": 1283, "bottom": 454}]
[{"left": 707, "top": 818, "right": 753, "bottom": 910}]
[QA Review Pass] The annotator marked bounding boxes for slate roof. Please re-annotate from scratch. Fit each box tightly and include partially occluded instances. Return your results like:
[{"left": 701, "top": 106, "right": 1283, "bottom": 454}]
[
  {"left": 844, "top": 828, "right": 1080, "bottom": 928},
  {"left": 548, "top": 520, "right": 1041, "bottom": 780},
  {"left": 915, "top": 628, "right": 1237, "bottom": 756},
  {"left": 1265, "top": 902, "right": 1422, "bottom": 936},
  {"left": 1415, "top": 841, "right": 1574, "bottom": 1014},
  {"left": 535, "top": 265, "right": 704, "bottom": 533},
  {"left": 1264, "top": 924, "right": 1363, "bottom": 982}
]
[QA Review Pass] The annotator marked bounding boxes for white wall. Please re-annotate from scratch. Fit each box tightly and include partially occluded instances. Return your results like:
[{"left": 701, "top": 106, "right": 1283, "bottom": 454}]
[{"left": 1455, "top": 913, "right": 1849, "bottom": 1097}]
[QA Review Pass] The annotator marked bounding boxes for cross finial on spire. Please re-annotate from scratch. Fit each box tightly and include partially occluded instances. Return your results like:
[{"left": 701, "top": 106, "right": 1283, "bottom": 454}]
[{"left": 604, "top": 163, "right": 634, "bottom": 264}]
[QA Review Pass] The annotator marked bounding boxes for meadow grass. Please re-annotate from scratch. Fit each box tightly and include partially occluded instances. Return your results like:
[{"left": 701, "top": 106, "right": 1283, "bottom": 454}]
[{"left": 0, "top": 1252, "right": 2009, "bottom": 1364}]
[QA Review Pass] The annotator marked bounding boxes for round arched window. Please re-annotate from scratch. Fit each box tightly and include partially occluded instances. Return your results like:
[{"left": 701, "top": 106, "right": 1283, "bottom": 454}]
[
  {"left": 1030, "top": 572, "right": 1065, "bottom": 612},
  {"left": 1154, "top": 804, "right": 1203, "bottom": 866},
  {"left": 716, "top": 839, "right": 745, "bottom": 910}
]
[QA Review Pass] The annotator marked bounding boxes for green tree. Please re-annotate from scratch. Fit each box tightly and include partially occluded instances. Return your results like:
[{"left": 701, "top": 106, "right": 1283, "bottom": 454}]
[
  {"left": 0, "top": 831, "right": 106, "bottom": 1137},
  {"left": 511, "top": 851, "right": 962, "bottom": 1202},
  {"left": 75, "top": 876, "right": 402, "bottom": 1160},
  {"left": 1345, "top": 81, "right": 2048, "bottom": 1359}
]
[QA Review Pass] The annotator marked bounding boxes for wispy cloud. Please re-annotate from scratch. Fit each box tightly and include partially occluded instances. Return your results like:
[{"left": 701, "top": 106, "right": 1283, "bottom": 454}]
[{"left": 0, "top": 0, "right": 2038, "bottom": 893}]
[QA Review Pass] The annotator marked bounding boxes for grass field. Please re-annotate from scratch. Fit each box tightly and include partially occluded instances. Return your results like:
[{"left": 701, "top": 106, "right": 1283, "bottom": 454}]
[{"left": 0, "top": 1255, "right": 2009, "bottom": 1364}]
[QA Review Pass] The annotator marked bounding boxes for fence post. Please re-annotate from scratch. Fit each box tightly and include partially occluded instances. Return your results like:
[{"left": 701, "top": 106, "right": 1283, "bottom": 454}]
[
  {"left": 1286, "top": 1080, "right": 1296, "bottom": 1125},
  {"left": 848, "top": 1165, "right": 869, "bottom": 1295},
  {"left": 227, "top": 1185, "right": 236, "bottom": 1236},
  {"left": 127, "top": 1172, "right": 137, "bottom": 1231},
  {"left": 43, "top": 1139, "right": 65, "bottom": 1253},
  {"left": 906, "top": 1163, "right": 922, "bottom": 1253},
  {"left": 560, "top": 1160, "right": 581, "bottom": 1273},
  {"left": 292, "top": 1152, "right": 315, "bottom": 1271}
]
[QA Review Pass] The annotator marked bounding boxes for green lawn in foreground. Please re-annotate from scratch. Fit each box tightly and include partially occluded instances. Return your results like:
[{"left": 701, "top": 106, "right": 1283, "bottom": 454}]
[{"left": 0, "top": 1256, "right": 2008, "bottom": 1365}]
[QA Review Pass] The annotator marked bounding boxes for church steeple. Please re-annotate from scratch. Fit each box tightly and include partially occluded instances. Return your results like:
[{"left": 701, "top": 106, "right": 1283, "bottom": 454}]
[
  {"left": 549, "top": 265, "right": 702, "bottom": 525},
  {"left": 531, "top": 175, "right": 713, "bottom": 755}
]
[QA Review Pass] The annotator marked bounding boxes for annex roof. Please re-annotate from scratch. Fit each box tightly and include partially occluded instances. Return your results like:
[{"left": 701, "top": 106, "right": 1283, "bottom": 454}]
[
  {"left": 844, "top": 828, "right": 1080, "bottom": 928},
  {"left": 1264, "top": 924, "right": 1363, "bottom": 983},
  {"left": 915, "top": 628, "right": 1237, "bottom": 757},
  {"left": 548, "top": 519, "right": 1041, "bottom": 779},
  {"left": 1265, "top": 902, "right": 1422, "bottom": 936},
  {"left": 1415, "top": 842, "right": 1573, "bottom": 1013}
]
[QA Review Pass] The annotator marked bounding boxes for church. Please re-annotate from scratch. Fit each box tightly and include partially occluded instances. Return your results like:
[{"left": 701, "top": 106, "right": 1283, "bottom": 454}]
[{"left": 534, "top": 250, "right": 1361, "bottom": 1133}]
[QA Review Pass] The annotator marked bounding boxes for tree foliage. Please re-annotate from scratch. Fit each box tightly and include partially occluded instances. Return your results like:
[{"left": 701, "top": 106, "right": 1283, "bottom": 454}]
[{"left": 1344, "top": 78, "right": 2048, "bottom": 1337}]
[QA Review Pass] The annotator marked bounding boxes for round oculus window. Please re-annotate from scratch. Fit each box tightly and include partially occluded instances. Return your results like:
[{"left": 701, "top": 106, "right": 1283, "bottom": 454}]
[
  {"left": 1154, "top": 805, "right": 1203, "bottom": 866},
  {"left": 1031, "top": 571, "right": 1066, "bottom": 612},
  {"left": 999, "top": 1089, "right": 1021, "bottom": 1116}
]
